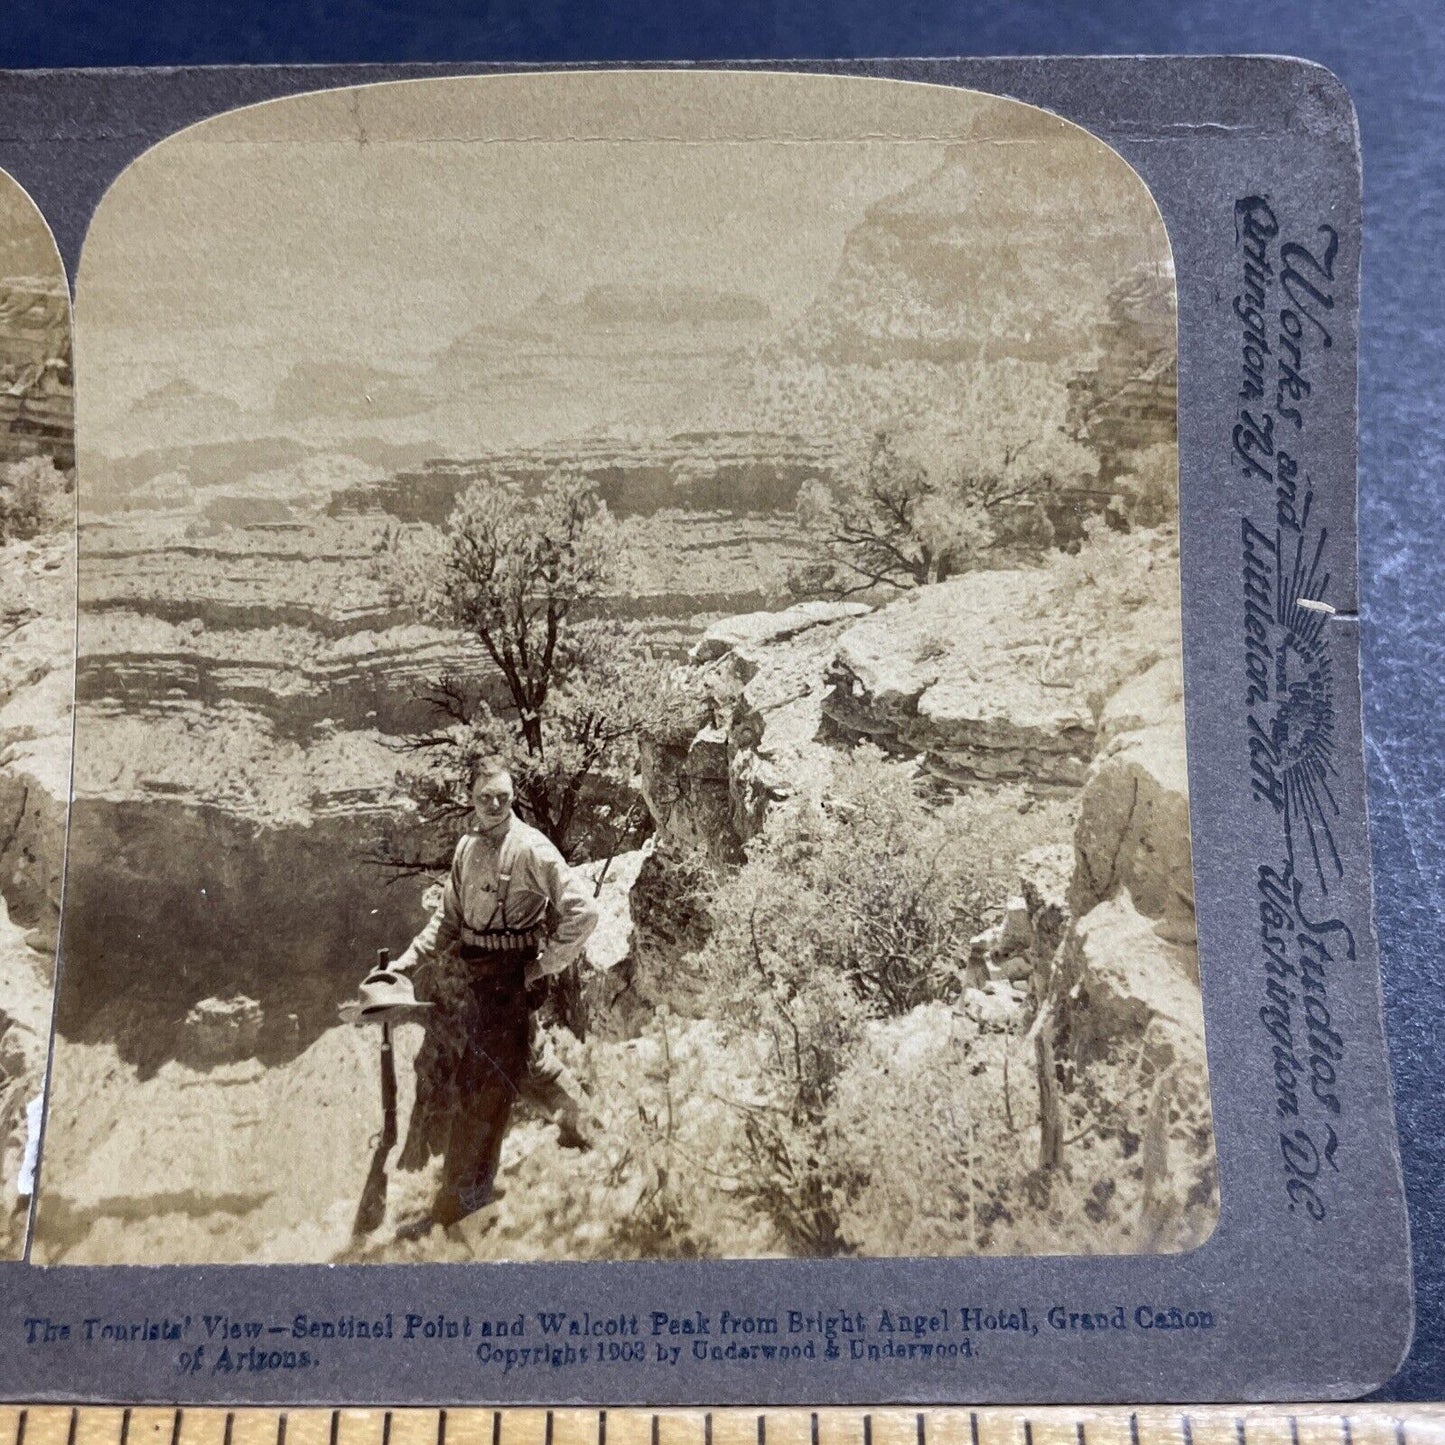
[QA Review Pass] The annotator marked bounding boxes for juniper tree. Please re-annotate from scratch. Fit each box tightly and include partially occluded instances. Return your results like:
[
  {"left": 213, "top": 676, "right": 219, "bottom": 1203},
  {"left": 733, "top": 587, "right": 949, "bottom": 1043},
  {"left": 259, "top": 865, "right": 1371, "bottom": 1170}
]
[
  {"left": 793, "top": 376, "right": 1095, "bottom": 598},
  {"left": 374, "top": 472, "right": 661, "bottom": 877}
]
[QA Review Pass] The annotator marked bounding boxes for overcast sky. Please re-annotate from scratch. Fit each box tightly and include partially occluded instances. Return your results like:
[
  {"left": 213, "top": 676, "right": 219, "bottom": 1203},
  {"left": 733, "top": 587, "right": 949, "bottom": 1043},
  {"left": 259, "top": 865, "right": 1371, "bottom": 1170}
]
[
  {"left": 75, "top": 74, "right": 988, "bottom": 408},
  {"left": 0, "top": 169, "right": 62, "bottom": 285},
  {"left": 73, "top": 72, "right": 1160, "bottom": 453}
]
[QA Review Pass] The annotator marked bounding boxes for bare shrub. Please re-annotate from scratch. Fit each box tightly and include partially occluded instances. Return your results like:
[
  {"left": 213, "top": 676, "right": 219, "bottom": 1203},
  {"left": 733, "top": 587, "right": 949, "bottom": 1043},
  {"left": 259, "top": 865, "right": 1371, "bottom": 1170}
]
[
  {"left": 0, "top": 457, "right": 70, "bottom": 542},
  {"left": 1113, "top": 442, "right": 1179, "bottom": 528},
  {"left": 687, "top": 749, "right": 1073, "bottom": 1251}
]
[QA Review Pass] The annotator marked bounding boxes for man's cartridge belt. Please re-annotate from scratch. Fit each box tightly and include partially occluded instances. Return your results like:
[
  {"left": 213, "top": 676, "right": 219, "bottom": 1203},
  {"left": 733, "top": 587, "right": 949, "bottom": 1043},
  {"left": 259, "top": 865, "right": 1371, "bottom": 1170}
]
[{"left": 459, "top": 928, "right": 541, "bottom": 955}]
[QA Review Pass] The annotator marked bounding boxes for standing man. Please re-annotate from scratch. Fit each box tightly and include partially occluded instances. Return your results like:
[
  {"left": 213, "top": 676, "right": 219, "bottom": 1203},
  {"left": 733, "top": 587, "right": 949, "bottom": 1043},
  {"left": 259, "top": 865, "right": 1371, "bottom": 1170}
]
[{"left": 378, "top": 753, "right": 599, "bottom": 1230}]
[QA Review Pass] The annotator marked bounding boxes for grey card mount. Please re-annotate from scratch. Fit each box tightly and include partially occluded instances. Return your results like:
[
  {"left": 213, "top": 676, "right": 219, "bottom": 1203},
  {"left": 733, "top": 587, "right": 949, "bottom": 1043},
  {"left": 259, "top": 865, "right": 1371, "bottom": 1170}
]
[{"left": 0, "top": 57, "right": 1411, "bottom": 1404}]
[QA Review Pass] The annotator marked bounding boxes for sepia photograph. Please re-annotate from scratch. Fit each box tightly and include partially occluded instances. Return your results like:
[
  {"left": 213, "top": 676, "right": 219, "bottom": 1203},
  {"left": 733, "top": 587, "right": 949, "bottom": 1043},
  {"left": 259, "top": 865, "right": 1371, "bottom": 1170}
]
[
  {"left": 30, "top": 70, "right": 1215, "bottom": 1266},
  {"left": 0, "top": 166, "right": 72, "bottom": 1262}
]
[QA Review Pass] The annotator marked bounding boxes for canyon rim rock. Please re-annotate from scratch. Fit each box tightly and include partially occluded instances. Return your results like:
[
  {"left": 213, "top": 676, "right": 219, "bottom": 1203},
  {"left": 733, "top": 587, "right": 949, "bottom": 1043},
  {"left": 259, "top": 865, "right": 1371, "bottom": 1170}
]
[
  {"left": 0, "top": 532, "right": 72, "bottom": 940},
  {"left": 182, "top": 993, "right": 266, "bottom": 1065},
  {"left": 641, "top": 599, "right": 870, "bottom": 859},
  {"left": 1048, "top": 652, "right": 1202, "bottom": 1082}
]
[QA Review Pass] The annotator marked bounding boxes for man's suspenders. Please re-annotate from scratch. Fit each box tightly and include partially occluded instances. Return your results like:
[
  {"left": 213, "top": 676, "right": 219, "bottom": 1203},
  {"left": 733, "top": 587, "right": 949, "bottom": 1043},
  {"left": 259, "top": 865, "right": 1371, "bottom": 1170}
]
[{"left": 456, "top": 828, "right": 536, "bottom": 950}]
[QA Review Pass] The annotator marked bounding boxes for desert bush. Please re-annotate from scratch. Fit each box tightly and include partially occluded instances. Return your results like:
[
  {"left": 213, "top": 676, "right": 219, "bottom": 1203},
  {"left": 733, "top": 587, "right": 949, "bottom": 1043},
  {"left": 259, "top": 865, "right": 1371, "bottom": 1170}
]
[
  {"left": 793, "top": 431, "right": 997, "bottom": 595},
  {"left": 0, "top": 457, "right": 70, "bottom": 541},
  {"left": 477, "top": 1015, "right": 783, "bottom": 1261},
  {"left": 790, "top": 369, "right": 1097, "bottom": 598},
  {"left": 363, "top": 1014, "right": 781, "bottom": 1264},
  {"left": 627, "top": 840, "right": 718, "bottom": 1013},
  {"left": 823, "top": 1001, "right": 1215, "bottom": 1258},
  {"left": 700, "top": 750, "right": 986, "bottom": 1017},
  {"left": 827, "top": 1005, "right": 1041, "bottom": 1255},
  {"left": 982, "top": 1031, "right": 1217, "bottom": 1256},
  {"left": 686, "top": 749, "right": 1072, "bottom": 1251},
  {"left": 570, "top": 1013, "right": 781, "bottom": 1259},
  {"left": 1113, "top": 442, "right": 1179, "bottom": 528},
  {"left": 1048, "top": 518, "right": 1180, "bottom": 630}
]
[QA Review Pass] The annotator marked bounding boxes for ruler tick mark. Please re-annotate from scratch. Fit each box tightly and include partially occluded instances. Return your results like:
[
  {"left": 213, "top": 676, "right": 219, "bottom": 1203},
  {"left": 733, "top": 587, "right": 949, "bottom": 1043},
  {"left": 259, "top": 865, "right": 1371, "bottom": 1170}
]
[{"left": 7, "top": 1405, "right": 1441, "bottom": 1445}]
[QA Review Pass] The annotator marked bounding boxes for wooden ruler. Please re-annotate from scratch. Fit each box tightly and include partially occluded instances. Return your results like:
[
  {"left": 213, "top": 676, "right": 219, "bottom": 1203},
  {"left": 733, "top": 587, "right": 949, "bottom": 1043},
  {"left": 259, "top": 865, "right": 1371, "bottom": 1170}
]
[{"left": 1, "top": 1406, "right": 1443, "bottom": 1445}]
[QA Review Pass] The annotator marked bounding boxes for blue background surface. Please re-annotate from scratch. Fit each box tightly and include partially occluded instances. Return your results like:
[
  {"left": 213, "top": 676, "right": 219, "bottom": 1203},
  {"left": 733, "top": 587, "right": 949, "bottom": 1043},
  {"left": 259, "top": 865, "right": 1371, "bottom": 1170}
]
[{"left": 2, "top": 0, "right": 1440, "bottom": 1401}]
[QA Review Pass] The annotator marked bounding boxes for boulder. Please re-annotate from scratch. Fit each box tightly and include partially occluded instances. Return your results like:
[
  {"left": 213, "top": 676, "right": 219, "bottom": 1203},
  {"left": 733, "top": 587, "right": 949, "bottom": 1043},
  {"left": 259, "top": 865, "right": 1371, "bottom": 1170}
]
[
  {"left": 1057, "top": 892, "right": 1205, "bottom": 1074},
  {"left": 728, "top": 644, "right": 842, "bottom": 842},
  {"left": 182, "top": 994, "right": 265, "bottom": 1064},
  {"left": 1018, "top": 842, "right": 1074, "bottom": 965},
  {"left": 637, "top": 733, "right": 739, "bottom": 862},
  {"left": 966, "top": 852, "right": 1076, "bottom": 996},
  {"left": 0, "top": 893, "right": 57, "bottom": 1246},
  {"left": 572, "top": 844, "right": 655, "bottom": 1039},
  {"left": 998, "top": 953, "right": 1034, "bottom": 984},
  {"left": 0, "top": 865, "right": 53, "bottom": 1052},
  {"left": 690, "top": 600, "right": 871, "bottom": 664},
  {"left": 1038, "top": 647, "right": 1199, "bottom": 1081},
  {"left": 1071, "top": 718, "right": 1194, "bottom": 941},
  {"left": 641, "top": 601, "right": 866, "bottom": 855},
  {"left": 1070, "top": 652, "right": 1193, "bottom": 938},
  {"left": 0, "top": 534, "right": 73, "bottom": 936},
  {"left": 822, "top": 570, "right": 1156, "bottom": 787},
  {"left": 998, "top": 896, "right": 1032, "bottom": 954},
  {"left": 0, "top": 737, "right": 68, "bottom": 936},
  {"left": 1097, "top": 654, "right": 1184, "bottom": 747},
  {"left": 579, "top": 843, "right": 652, "bottom": 974},
  {"left": 958, "top": 981, "right": 1028, "bottom": 1034}
]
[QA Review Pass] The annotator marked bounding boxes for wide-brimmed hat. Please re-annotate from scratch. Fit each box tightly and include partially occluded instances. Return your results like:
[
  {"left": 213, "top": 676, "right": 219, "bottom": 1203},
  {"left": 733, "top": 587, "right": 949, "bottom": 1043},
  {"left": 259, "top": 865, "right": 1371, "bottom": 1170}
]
[{"left": 340, "top": 968, "right": 434, "bottom": 1025}]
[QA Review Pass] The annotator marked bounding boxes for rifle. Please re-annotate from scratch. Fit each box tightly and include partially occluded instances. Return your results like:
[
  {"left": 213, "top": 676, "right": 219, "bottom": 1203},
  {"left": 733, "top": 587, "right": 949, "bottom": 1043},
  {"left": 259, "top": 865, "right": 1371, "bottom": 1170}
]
[{"left": 352, "top": 948, "right": 399, "bottom": 1238}]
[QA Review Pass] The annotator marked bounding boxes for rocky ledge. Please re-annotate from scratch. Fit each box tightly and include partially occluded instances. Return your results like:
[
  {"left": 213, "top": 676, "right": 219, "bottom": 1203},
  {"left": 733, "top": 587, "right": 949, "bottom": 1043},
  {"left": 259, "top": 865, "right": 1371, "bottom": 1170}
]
[
  {"left": 638, "top": 527, "right": 1210, "bottom": 1204},
  {"left": 821, "top": 544, "right": 1176, "bottom": 788},
  {"left": 640, "top": 599, "right": 872, "bottom": 859},
  {"left": 0, "top": 531, "right": 73, "bottom": 1253},
  {"left": 0, "top": 533, "right": 72, "bottom": 942},
  {"left": 643, "top": 526, "right": 1183, "bottom": 858}
]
